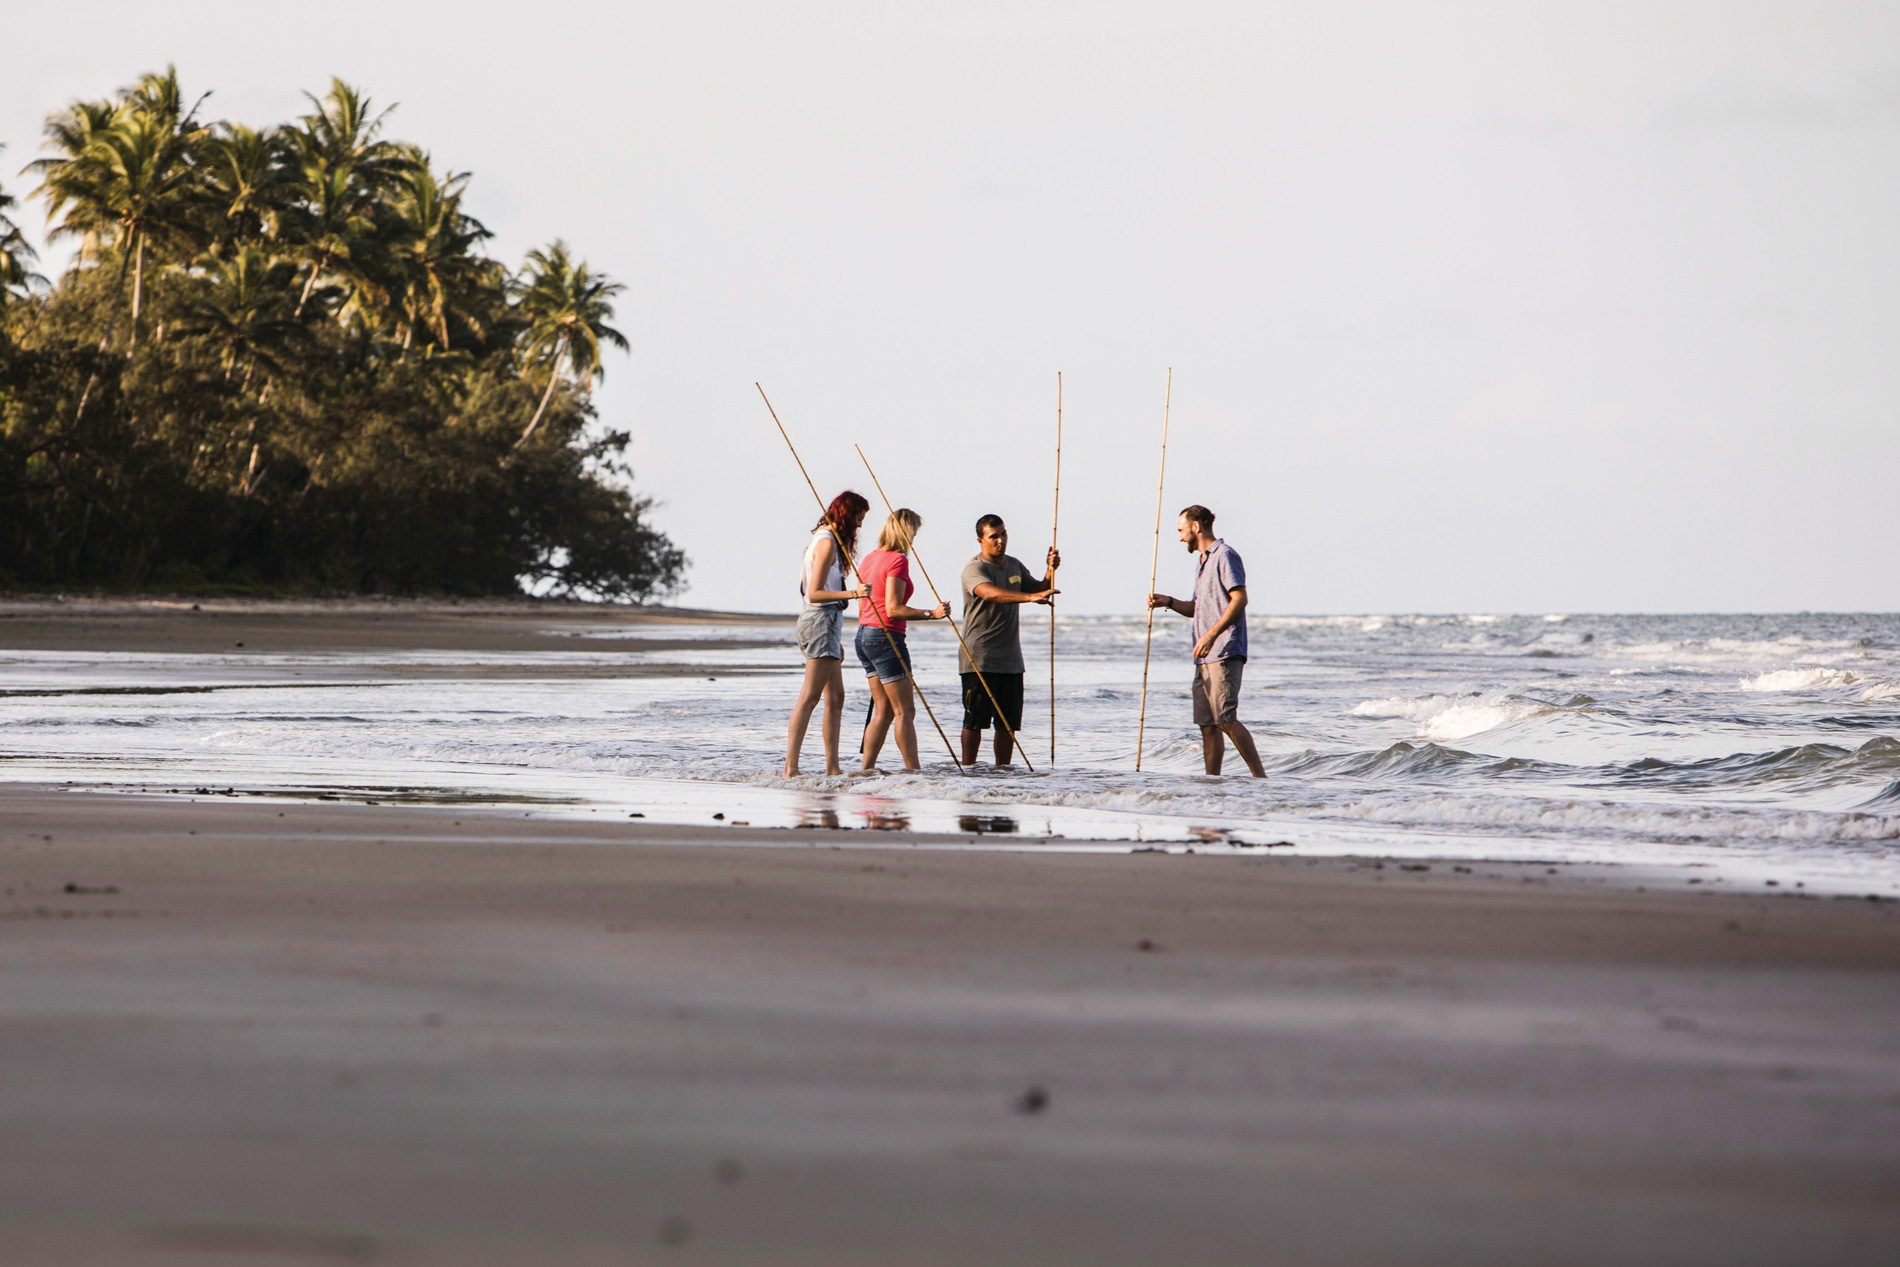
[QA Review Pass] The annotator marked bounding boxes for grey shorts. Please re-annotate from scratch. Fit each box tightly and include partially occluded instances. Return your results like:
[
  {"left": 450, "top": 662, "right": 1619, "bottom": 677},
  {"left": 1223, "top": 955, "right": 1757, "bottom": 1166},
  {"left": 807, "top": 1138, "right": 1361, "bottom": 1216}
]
[
  {"left": 795, "top": 604, "right": 844, "bottom": 660},
  {"left": 1192, "top": 658, "right": 1244, "bottom": 726}
]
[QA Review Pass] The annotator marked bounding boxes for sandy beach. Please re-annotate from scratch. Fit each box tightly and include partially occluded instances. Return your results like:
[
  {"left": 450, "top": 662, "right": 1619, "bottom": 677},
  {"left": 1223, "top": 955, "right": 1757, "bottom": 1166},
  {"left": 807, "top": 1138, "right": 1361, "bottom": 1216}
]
[
  {"left": 0, "top": 596, "right": 789, "bottom": 673},
  {"left": 3, "top": 782, "right": 1898, "bottom": 1265}
]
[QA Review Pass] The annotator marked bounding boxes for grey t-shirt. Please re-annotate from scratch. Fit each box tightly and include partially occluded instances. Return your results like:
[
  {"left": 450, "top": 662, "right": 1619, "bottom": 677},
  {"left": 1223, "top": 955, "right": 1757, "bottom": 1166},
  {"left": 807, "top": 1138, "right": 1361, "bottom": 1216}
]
[
  {"left": 1191, "top": 539, "right": 1248, "bottom": 664},
  {"left": 959, "top": 553, "right": 1040, "bottom": 673}
]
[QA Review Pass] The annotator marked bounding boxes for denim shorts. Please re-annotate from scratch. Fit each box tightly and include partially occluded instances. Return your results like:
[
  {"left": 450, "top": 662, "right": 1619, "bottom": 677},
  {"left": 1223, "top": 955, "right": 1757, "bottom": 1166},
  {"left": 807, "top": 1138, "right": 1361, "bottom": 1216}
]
[
  {"left": 795, "top": 603, "right": 844, "bottom": 660},
  {"left": 855, "top": 624, "right": 912, "bottom": 681}
]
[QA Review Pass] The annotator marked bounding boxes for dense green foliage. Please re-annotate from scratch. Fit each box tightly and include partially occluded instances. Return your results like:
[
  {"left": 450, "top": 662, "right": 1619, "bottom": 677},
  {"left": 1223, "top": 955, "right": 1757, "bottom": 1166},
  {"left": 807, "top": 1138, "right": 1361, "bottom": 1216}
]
[{"left": 0, "top": 69, "right": 684, "bottom": 598}]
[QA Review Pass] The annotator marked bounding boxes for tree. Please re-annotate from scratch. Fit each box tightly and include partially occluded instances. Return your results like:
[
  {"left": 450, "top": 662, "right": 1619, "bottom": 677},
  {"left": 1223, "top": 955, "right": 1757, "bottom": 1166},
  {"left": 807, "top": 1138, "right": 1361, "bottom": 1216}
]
[
  {"left": 285, "top": 81, "right": 411, "bottom": 318},
  {"left": 31, "top": 68, "right": 207, "bottom": 347},
  {"left": 389, "top": 158, "right": 496, "bottom": 354},
  {"left": 0, "top": 147, "right": 45, "bottom": 305},
  {"left": 2, "top": 68, "right": 684, "bottom": 601},
  {"left": 508, "top": 241, "right": 627, "bottom": 456},
  {"left": 197, "top": 124, "right": 296, "bottom": 252}
]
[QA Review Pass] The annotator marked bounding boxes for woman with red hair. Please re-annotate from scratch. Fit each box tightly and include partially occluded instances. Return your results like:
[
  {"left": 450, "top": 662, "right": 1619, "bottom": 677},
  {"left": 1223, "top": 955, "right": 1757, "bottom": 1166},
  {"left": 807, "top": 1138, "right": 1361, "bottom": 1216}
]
[{"left": 785, "top": 490, "right": 872, "bottom": 775}]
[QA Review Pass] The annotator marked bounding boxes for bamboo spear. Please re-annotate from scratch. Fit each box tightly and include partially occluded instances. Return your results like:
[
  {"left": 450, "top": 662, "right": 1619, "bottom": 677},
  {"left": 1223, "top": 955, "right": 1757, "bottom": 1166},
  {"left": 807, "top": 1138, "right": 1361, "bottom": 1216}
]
[
  {"left": 755, "top": 384, "right": 964, "bottom": 775},
  {"left": 1049, "top": 371, "right": 1061, "bottom": 765},
  {"left": 855, "top": 445, "right": 1035, "bottom": 772},
  {"left": 1134, "top": 368, "right": 1172, "bottom": 772}
]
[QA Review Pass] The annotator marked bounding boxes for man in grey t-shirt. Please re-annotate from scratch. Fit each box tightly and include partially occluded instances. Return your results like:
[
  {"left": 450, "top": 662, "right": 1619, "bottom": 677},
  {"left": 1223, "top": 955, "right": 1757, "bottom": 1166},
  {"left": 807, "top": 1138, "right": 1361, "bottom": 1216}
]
[
  {"left": 1147, "top": 504, "right": 1266, "bottom": 777},
  {"left": 958, "top": 514, "right": 1060, "bottom": 766}
]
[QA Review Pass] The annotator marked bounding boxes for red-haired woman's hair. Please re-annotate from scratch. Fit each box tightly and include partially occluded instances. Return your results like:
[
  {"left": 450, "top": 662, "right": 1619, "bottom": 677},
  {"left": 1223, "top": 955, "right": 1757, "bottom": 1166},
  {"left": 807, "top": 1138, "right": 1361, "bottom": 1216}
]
[{"left": 818, "top": 490, "right": 871, "bottom": 555}]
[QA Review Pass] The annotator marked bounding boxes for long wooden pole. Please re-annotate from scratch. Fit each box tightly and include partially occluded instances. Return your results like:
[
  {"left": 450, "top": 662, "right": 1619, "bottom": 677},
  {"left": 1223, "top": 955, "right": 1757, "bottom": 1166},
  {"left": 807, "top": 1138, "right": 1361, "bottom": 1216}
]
[
  {"left": 755, "top": 384, "right": 964, "bottom": 775},
  {"left": 1134, "top": 368, "right": 1172, "bottom": 772},
  {"left": 855, "top": 445, "right": 1034, "bottom": 772},
  {"left": 1049, "top": 371, "right": 1061, "bottom": 766}
]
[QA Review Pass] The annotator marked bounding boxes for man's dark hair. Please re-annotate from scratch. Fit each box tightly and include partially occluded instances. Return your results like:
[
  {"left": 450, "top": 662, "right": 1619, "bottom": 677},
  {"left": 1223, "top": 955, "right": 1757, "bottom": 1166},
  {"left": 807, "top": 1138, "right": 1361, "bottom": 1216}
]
[
  {"left": 975, "top": 514, "right": 1005, "bottom": 537},
  {"left": 1180, "top": 504, "right": 1216, "bottom": 532}
]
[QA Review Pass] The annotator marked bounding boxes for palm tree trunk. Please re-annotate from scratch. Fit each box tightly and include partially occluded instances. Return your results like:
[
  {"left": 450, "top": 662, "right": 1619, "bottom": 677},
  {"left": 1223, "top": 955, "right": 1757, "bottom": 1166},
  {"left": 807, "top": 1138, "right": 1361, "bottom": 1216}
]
[
  {"left": 294, "top": 250, "right": 328, "bottom": 319},
  {"left": 508, "top": 334, "right": 568, "bottom": 457},
  {"left": 129, "top": 232, "right": 146, "bottom": 349},
  {"left": 73, "top": 243, "right": 141, "bottom": 426},
  {"left": 241, "top": 442, "right": 264, "bottom": 497}
]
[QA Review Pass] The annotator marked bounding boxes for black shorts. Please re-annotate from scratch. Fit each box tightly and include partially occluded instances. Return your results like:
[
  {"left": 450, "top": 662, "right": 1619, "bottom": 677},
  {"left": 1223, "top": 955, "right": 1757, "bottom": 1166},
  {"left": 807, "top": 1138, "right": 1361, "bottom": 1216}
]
[{"left": 961, "top": 672, "right": 1024, "bottom": 732}]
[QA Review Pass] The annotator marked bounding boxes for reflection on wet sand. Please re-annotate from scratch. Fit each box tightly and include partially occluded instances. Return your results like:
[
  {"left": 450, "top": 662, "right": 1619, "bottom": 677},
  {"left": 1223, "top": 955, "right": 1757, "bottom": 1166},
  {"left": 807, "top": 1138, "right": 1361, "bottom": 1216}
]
[
  {"left": 851, "top": 797, "right": 911, "bottom": 832},
  {"left": 958, "top": 814, "right": 1018, "bottom": 835},
  {"left": 798, "top": 807, "right": 842, "bottom": 831}
]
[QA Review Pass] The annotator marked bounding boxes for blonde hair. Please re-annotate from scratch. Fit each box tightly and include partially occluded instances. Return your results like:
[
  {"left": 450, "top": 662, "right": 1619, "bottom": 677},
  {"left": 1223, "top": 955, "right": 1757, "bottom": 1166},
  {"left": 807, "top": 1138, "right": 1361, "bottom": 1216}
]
[{"left": 876, "top": 508, "right": 922, "bottom": 553}]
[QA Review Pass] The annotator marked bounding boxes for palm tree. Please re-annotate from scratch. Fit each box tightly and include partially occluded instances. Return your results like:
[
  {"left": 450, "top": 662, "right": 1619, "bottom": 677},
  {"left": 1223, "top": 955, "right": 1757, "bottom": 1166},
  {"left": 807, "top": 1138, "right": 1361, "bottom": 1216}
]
[
  {"left": 0, "top": 147, "right": 46, "bottom": 305},
  {"left": 507, "top": 241, "right": 627, "bottom": 457},
  {"left": 389, "top": 158, "right": 494, "bottom": 353},
  {"left": 31, "top": 68, "right": 207, "bottom": 347},
  {"left": 198, "top": 123, "right": 295, "bottom": 252},
  {"left": 285, "top": 81, "right": 411, "bottom": 317},
  {"left": 175, "top": 247, "right": 302, "bottom": 385}
]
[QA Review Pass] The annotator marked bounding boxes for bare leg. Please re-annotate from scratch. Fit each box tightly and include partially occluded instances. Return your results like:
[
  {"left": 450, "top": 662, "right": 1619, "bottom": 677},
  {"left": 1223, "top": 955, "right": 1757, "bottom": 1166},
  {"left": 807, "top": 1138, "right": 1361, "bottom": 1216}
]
[
  {"left": 784, "top": 657, "right": 840, "bottom": 776},
  {"left": 817, "top": 659, "right": 845, "bottom": 775},
  {"left": 861, "top": 676, "right": 894, "bottom": 771},
  {"left": 887, "top": 677, "right": 921, "bottom": 770},
  {"left": 961, "top": 728, "right": 981, "bottom": 766},
  {"left": 993, "top": 726, "right": 1012, "bottom": 766},
  {"left": 1218, "top": 720, "right": 1268, "bottom": 778},
  {"left": 1201, "top": 725, "right": 1225, "bottom": 775}
]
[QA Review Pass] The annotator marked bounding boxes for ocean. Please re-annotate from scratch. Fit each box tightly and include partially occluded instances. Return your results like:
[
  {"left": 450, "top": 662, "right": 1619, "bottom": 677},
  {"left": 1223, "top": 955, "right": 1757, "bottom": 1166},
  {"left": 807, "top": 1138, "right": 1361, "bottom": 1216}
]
[{"left": 4, "top": 611, "right": 1897, "bottom": 893}]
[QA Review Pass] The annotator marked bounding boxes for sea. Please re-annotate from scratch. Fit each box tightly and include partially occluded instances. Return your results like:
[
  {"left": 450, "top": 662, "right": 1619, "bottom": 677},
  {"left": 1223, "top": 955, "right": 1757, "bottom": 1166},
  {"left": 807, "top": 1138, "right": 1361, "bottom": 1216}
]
[{"left": 4, "top": 611, "right": 1898, "bottom": 894}]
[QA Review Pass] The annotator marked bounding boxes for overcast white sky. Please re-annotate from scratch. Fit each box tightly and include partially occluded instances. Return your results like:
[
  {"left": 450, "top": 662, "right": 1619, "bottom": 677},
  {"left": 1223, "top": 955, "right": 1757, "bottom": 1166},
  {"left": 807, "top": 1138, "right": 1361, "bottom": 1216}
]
[{"left": 7, "top": 2, "right": 1897, "bottom": 613}]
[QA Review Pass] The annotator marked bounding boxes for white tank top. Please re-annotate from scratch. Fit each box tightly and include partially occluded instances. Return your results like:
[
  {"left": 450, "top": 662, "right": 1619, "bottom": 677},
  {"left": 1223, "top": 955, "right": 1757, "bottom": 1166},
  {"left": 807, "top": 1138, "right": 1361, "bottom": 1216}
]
[{"left": 801, "top": 529, "right": 846, "bottom": 607}]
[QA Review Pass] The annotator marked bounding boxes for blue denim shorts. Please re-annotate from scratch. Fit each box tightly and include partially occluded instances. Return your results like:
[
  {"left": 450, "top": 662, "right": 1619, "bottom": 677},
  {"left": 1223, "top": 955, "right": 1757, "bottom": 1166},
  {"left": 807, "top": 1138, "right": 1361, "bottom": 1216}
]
[{"left": 855, "top": 624, "right": 912, "bottom": 681}]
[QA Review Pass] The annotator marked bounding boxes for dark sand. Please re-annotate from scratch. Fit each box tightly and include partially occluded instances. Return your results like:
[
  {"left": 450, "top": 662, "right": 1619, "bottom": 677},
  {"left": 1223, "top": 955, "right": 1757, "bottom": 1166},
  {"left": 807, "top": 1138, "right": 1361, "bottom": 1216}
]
[
  {"left": 2, "top": 787, "right": 1897, "bottom": 1265},
  {"left": 0, "top": 595, "right": 787, "bottom": 656},
  {"left": 0, "top": 596, "right": 792, "bottom": 678}
]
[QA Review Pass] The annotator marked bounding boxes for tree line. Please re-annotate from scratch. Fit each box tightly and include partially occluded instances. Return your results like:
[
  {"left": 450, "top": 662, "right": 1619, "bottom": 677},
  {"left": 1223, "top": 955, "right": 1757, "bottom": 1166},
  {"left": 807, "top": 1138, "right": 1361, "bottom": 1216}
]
[{"left": 0, "top": 68, "right": 685, "bottom": 598}]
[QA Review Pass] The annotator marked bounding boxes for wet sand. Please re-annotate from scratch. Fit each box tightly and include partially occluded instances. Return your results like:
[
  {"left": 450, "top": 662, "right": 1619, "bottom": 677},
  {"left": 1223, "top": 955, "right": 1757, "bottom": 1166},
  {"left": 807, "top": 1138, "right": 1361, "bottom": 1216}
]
[
  {"left": 0, "top": 595, "right": 788, "bottom": 657},
  {"left": 2, "top": 786, "right": 1897, "bottom": 1265},
  {"left": 0, "top": 595, "right": 794, "bottom": 680}
]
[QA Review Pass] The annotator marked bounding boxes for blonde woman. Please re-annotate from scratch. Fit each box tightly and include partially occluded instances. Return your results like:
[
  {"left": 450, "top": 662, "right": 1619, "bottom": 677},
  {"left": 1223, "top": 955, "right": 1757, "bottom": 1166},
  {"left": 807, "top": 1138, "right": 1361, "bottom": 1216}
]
[{"left": 854, "top": 507, "right": 949, "bottom": 771}]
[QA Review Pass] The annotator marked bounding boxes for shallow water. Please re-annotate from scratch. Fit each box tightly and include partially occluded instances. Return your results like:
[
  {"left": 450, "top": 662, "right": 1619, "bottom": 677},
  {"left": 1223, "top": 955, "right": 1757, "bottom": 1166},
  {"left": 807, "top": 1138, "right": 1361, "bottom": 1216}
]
[{"left": 4, "top": 612, "right": 1898, "bottom": 892}]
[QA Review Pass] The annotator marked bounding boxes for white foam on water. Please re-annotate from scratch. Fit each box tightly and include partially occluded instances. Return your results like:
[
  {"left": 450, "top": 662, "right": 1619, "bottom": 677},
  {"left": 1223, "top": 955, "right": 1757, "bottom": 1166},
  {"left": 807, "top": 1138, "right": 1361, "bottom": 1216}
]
[
  {"left": 1739, "top": 667, "right": 1862, "bottom": 693},
  {"left": 1349, "top": 692, "right": 1553, "bottom": 742}
]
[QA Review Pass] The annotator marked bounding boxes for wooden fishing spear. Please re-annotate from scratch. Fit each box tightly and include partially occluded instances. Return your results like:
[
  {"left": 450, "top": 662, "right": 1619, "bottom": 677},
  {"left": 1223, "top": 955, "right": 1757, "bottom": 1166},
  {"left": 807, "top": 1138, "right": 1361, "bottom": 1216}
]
[
  {"left": 855, "top": 445, "right": 1034, "bottom": 772},
  {"left": 755, "top": 384, "right": 964, "bottom": 775},
  {"left": 1049, "top": 371, "right": 1061, "bottom": 765},
  {"left": 1134, "top": 368, "right": 1171, "bottom": 772}
]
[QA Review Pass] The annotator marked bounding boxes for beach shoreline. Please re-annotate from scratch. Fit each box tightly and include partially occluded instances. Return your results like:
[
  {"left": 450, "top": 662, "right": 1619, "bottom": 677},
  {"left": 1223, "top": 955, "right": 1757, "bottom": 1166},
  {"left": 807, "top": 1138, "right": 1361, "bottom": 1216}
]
[
  {"left": 0, "top": 594, "right": 791, "bottom": 657},
  {"left": 3, "top": 784, "right": 1897, "bottom": 1263}
]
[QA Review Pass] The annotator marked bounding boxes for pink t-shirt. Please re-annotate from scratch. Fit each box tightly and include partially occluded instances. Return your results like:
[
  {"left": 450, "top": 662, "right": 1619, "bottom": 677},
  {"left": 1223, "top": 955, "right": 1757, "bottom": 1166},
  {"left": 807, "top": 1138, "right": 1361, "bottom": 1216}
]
[{"left": 856, "top": 550, "right": 913, "bottom": 633}]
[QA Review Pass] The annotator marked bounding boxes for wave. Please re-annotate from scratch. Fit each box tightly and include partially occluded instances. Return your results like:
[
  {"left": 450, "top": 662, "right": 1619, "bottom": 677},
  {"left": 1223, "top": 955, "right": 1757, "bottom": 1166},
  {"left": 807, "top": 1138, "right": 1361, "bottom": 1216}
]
[
  {"left": 1331, "top": 790, "right": 1900, "bottom": 845},
  {"left": 1609, "top": 738, "right": 1900, "bottom": 793},
  {"left": 1350, "top": 692, "right": 1566, "bottom": 742},
  {"left": 1862, "top": 781, "right": 1900, "bottom": 809},
  {"left": 1859, "top": 680, "right": 1900, "bottom": 702},
  {"left": 1275, "top": 741, "right": 1495, "bottom": 781},
  {"left": 1738, "top": 667, "right": 1862, "bottom": 693}
]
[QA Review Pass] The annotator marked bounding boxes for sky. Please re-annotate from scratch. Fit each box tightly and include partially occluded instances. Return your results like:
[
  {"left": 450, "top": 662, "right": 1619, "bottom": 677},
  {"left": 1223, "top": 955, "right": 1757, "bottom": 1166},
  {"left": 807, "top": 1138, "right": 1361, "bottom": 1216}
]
[{"left": 6, "top": 1, "right": 1896, "bottom": 614}]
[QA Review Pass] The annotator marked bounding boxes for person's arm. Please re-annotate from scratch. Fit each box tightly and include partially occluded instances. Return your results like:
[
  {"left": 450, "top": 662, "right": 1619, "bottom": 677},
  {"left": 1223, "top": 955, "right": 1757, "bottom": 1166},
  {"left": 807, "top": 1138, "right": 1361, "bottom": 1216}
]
[
  {"left": 1146, "top": 593, "right": 1193, "bottom": 617},
  {"left": 884, "top": 572, "right": 949, "bottom": 622},
  {"left": 805, "top": 537, "right": 868, "bottom": 604},
  {"left": 973, "top": 555, "right": 1060, "bottom": 605},
  {"left": 1191, "top": 586, "right": 1247, "bottom": 660},
  {"left": 972, "top": 582, "right": 1060, "bottom": 606}
]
